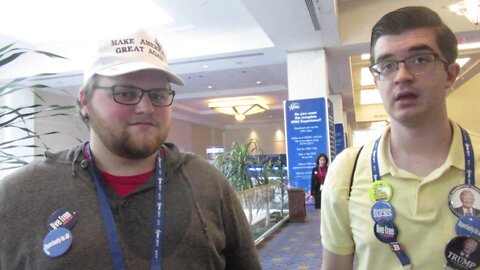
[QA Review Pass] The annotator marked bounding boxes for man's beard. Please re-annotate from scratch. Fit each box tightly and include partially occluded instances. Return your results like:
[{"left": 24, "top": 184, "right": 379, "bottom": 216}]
[
  {"left": 88, "top": 109, "right": 166, "bottom": 160},
  {"left": 109, "top": 130, "right": 163, "bottom": 160}
]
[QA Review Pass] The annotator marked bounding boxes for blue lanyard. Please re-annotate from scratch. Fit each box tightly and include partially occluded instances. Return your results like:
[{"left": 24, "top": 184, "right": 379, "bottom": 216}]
[
  {"left": 372, "top": 127, "right": 475, "bottom": 185},
  {"left": 86, "top": 144, "right": 165, "bottom": 270},
  {"left": 370, "top": 126, "right": 475, "bottom": 267},
  {"left": 461, "top": 127, "right": 475, "bottom": 185}
]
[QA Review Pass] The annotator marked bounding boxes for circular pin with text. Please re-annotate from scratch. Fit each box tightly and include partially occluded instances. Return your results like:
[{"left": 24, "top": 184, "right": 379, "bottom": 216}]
[
  {"left": 448, "top": 185, "right": 480, "bottom": 219},
  {"left": 374, "top": 220, "right": 398, "bottom": 243},
  {"left": 445, "top": 236, "right": 480, "bottom": 270},
  {"left": 369, "top": 180, "right": 393, "bottom": 202},
  {"left": 43, "top": 227, "right": 73, "bottom": 257},
  {"left": 456, "top": 216, "right": 480, "bottom": 240},
  {"left": 371, "top": 201, "right": 395, "bottom": 222},
  {"left": 47, "top": 208, "right": 77, "bottom": 231}
]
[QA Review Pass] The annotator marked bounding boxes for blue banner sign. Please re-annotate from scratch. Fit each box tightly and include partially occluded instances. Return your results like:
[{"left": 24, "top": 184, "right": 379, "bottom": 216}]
[
  {"left": 335, "top": 123, "right": 346, "bottom": 156},
  {"left": 327, "top": 99, "right": 336, "bottom": 161},
  {"left": 284, "top": 98, "right": 329, "bottom": 192}
]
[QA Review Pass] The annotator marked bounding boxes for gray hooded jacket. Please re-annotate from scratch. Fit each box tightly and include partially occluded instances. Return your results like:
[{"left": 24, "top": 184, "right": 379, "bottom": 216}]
[{"left": 0, "top": 142, "right": 261, "bottom": 270}]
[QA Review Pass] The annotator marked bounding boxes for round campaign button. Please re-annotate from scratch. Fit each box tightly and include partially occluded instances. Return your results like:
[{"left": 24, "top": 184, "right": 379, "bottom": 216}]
[
  {"left": 448, "top": 185, "right": 480, "bottom": 219},
  {"left": 371, "top": 201, "right": 395, "bottom": 222},
  {"left": 368, "top": 180, "right": 393, "bottom": 202},
  {"left": 43, "top": 227, "right": 73, "bottom": 257},
  {"left": 456, "top": 216, "right": 480, "bottom": 240},
  {"left": 445, "top": 236, "right": 480, "bottom": 270},
  {"left": 373, "top": 220, "right": 398, "bottom": 244},
  {"left": 47, "top": 208, "right": 77, "bottom": 231}
]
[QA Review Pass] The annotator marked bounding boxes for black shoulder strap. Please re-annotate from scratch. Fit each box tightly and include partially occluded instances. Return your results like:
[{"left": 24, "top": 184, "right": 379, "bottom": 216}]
[{"left": 348, "top": 146, "right": 364, "bottom": 199}]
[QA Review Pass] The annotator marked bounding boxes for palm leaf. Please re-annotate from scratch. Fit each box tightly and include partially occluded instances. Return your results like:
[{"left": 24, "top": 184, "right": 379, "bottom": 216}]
[{"left": 0, "top": 43, "right": 73, "bottom": 171}]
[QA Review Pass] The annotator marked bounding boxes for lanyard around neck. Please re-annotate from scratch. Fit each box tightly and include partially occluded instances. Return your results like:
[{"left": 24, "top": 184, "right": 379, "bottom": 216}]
[
  {"left": 371, "top": 126, "right": 475, "bottom": 185},
  {"left": 85, "top": 143, "right": 166, "bottom": 270}
]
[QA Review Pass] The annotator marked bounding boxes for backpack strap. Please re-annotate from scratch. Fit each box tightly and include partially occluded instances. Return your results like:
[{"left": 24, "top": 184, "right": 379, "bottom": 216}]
[{"left": 348, "top": 146, "right": 364, "bottom": 199}]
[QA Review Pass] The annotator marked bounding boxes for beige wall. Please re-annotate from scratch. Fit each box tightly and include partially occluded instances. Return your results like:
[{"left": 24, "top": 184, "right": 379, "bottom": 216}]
[
  {"left": 447, "top": 73, "right": 480, "bottom": 133},
  {"left": 168, "top": 118, "right": 223, "bottom": 158},
  {"left": 224, "top": 122, "right": 286, "bottom": 155}
]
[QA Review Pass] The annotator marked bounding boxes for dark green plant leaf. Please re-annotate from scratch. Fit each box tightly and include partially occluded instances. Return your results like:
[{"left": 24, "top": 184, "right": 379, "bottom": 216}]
[
  {"left": 0, "top": 51, "right": 26, "bottom": 67},
  {"left": 0, "top": 43, "right": 15, "bottom": 54}
]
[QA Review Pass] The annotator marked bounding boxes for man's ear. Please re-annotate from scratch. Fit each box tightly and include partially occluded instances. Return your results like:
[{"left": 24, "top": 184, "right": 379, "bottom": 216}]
[
  {"left": 78, "top": 89, "right": 89, "bottom": 118},
  {"left": 446, "top": 62, "right": 460, "bottom": 88}
]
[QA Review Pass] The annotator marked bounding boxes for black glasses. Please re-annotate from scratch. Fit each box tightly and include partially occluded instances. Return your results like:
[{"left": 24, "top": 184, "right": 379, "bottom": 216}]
[
  {"left": 369, "top": 53, "right": 447, "bottom": 81},
  {"left": 95, "top": 85, "right": 175, "bottom": 107}
]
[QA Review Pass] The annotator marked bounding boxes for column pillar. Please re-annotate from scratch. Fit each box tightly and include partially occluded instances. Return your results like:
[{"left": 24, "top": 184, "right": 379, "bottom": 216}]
[
  {"left": 287, "top": 50, "right": 328, "bottom": 100},
  {"left": 284, "top": 50, "right": 337, "bottom": 193}
]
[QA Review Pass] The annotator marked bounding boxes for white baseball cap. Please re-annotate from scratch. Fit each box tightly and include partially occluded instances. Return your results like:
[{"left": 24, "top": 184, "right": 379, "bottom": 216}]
[{"left": 83, "top": 28, "right": 184, "bottom": 85}]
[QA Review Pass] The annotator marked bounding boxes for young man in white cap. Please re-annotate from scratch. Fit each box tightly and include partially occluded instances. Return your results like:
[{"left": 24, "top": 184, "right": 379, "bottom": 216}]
[{"left": 0, "top": 29, "right": 261, "bottom": 269}]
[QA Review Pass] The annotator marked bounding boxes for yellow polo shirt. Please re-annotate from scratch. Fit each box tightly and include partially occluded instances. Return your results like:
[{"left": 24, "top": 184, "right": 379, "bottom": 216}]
[{"left": 321, "top": 122, "right": 480, "bottom": 270}]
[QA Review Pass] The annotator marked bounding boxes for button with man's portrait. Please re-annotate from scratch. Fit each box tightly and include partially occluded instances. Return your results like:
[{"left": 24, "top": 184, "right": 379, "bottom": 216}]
[
  {"left": 448, "top": 185, "right": 480, "bottom": 218},
  {"left": 445, "top": 236, "right": 480, "bottom": 270}
]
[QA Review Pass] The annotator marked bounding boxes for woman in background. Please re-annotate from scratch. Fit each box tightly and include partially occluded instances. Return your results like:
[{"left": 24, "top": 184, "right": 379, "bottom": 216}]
[{"left": 310, "top": 153, "right": 329, "bottom": 209}]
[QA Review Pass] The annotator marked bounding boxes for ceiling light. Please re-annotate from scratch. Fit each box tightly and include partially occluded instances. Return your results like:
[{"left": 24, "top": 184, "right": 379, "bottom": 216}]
[
  {"left": 360, "top": 67, "right": 375, "bottom": 86},
  {"left": 448, "top": 0, "right": 480, "bottom": 25},
  {"left": 458, "top": 42, "right": 480, "bottom": 50},
  {"left": 360, "top": 89, "right": 383, "bottom": 105},
  {"left": 457, "top": 57, "right": 471, "bottom": 67},
  {"left": 208, "top": 99, "right": 269, "bottom": 121},
  {"left": 235, "top": 114, "right": 246, "bottom": 121},
  {"left": 256, "top": 81, "right": 262, "bottom": 84},
  {"left": 361, "top": 54, "right": 370, "bottom": 60},
  {"left": 207, "top": 85, "right": 213, "bottom": 89}
]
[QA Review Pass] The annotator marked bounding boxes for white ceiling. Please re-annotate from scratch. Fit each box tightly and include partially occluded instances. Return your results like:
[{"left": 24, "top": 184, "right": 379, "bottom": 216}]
[{"left": 1, "top": 0, "right": 480, "bottom": 129}]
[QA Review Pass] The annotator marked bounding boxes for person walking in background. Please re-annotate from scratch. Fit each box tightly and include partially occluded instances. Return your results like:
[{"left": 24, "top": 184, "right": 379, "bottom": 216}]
[
  {"left": 0, "top": 28, "right": 261, "bottom": 270},
  {"left": 310, "top": 153, "right": 328, "bottom": 209},
  {"left": 320, "top": 6, "right": 480, "bottom": 270}
]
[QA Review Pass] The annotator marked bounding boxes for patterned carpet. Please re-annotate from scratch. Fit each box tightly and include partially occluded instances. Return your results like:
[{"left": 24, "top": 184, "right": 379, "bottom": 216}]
[{"left": 257, "top": 204, "right": 322, "bottom": 269}]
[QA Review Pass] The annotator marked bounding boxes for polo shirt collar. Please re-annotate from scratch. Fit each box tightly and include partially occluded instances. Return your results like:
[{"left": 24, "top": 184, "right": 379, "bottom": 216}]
[{"left": 376, "top": 120, "right": 465, "bottom": 179}]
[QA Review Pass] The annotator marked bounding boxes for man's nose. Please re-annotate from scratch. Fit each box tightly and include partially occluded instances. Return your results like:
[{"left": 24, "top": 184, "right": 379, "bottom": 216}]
[
  {"left": 135, "top": 94, "right": 155, "bottom": 113},
  {"left": 393, "top": 62, "right": 414, "bottom": 82}
]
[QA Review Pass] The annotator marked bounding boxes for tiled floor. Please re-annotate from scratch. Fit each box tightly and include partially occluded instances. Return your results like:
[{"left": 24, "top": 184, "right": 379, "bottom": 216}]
[{"left": 257, "top": 204, "right": 322, "bottom": 269}]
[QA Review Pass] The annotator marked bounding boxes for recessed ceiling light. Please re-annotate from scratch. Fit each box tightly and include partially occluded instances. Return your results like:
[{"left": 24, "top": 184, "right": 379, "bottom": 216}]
[
  {"left": 458, "top": 42, "right": 480, "bottom": 50},
  {"left": 361, "top": 54, "right": 370, "bottom": 60},
  {"left": 360, "top": 67, "right": 375, "bottom": 86},
  {"left": 208, "top": 85, "right": 213, "bottom": 89},
  {"left": 256, "top": 81, "right": 262, "bottom": 84},
  {"left": 203, "top": 65, "right": 209, "bottom": 69},
  {"left": 360, "top": 89, "right": 382, "bottom": 105},
  {"left": 457, "top": 57, "right": 470, "bottom": 67}
]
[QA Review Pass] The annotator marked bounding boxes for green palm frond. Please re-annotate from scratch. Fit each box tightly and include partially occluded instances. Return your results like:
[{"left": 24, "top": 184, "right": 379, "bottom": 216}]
[
  {"left": 0, "top": 43, "right": 74, "bottom": 171},
  {"left": 214, "top": 140, "right": 283, "bottom": 191}
]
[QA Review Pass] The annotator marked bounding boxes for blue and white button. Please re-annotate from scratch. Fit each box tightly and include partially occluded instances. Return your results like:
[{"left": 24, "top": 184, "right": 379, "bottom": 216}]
[
  {"left": 371, "top": 201, "right": 395, "bottom": 222},
  {"left": 43, "top": 227, "right": 73, "bottom": 257}
]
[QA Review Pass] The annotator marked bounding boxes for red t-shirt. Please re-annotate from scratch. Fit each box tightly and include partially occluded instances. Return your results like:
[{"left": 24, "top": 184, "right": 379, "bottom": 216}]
[{"left": 100, "top": 170, "right": 153, "bottom": 197}]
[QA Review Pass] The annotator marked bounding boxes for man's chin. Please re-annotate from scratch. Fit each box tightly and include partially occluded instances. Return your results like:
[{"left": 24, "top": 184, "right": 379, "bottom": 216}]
[
  {"left": 116, "top": 138, "right": 164, "bottom": 160},
  {"left": 117, "top": 145, "right": 158, "bottom": 160}
]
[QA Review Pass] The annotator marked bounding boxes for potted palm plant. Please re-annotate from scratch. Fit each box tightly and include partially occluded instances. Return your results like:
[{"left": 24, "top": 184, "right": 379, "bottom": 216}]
[
  {"left": 0, "top": 43, "right": 75, "bottom": 171},
  {"left": 214, "top": 140, "right": 288, "bottom": 241}
]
